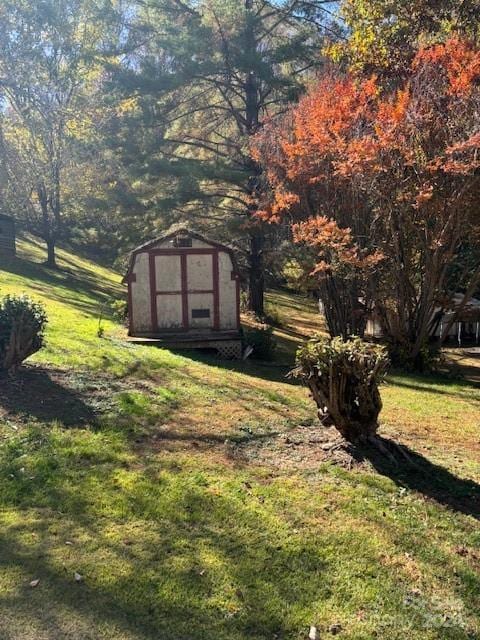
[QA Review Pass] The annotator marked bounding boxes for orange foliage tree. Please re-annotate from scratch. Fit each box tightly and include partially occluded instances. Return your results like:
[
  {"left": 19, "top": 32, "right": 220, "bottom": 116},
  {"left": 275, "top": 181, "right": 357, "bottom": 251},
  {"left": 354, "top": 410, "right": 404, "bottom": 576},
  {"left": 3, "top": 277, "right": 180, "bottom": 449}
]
[{"left": 253, "top": 38, "right": 480, "bottom": 368}]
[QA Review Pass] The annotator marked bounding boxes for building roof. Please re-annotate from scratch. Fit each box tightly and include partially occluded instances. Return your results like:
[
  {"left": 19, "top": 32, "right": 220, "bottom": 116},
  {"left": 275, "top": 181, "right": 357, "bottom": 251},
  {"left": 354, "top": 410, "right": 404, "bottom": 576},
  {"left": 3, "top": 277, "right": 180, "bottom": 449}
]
[
  {"left": 444, "top": 294, "right": 480, "bottom": 321},
  {"left": 122, "top": 226, "right": 240, "bottom": 284},
  {"left": 0, "top": 214, "right": 14, "bottom": 223}
]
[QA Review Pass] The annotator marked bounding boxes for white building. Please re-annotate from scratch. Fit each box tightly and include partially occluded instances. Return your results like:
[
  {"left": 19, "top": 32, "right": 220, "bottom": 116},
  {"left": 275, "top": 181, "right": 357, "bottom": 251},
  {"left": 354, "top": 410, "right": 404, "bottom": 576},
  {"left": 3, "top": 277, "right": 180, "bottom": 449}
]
[
  {"left": 123, "top": 227, "right": 242, "bottom": 357},
  {"left": 365, "top": 294, "right": 480, "bottom": 345}
]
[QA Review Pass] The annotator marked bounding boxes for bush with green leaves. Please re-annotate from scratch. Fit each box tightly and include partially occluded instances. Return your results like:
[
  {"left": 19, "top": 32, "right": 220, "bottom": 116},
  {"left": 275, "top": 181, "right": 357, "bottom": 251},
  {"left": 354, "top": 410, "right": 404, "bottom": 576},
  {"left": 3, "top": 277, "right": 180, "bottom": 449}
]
[
  {"left": 243, "top": 323, "right": 276, "bottom": 360},
  {"left": 0, "top": 294, "right": 48, "bottom": 373},
  {"left": 291, "top": 335, "right": 389, "bottom": 443},
  {"left": 110, "top": 297, "right": 128, "bottom": 324}
]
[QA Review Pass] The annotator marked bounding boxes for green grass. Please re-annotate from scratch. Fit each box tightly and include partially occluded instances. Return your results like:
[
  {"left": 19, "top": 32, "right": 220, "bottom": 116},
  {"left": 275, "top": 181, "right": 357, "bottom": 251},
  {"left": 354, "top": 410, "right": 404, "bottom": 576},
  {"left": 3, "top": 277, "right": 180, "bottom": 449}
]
[{"left": 0, "top": 236, "right": 479, "bottom": 639}]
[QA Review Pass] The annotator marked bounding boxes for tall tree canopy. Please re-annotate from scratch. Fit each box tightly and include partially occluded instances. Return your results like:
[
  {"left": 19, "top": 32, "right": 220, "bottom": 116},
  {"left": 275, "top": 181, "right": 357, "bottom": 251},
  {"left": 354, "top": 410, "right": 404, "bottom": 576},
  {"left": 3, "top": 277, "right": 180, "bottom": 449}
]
[
  {"left": 0, "top": 0, "right": 124, "bottom": 266},
  {"left": 110, "top": 0, "right": 340, "bottom": 313},
  {"left": 331, "top": 0, "right": 480, "bottom": 74},
  {"left": 254, "top": 38, "right": 480, "bottom": 368}
]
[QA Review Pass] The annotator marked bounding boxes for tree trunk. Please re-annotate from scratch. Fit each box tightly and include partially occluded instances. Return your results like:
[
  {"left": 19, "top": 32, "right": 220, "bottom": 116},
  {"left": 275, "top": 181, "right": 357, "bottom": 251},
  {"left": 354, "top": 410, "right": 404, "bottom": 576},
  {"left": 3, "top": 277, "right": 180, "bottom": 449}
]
[
  {"left": 37, "top": 182, "right": 57, "bottom": 268},
  {"left": 248, "top": 229, "right": 265, "bottom": 316},
  {"left": 243, "top": 0, "right": 265, "bottom": 316},
  {"left": 319, "top": 273, "right": 367, "bottom": 339},
  {"left": 46, "top": 235, "right": 57, "bottom": 269},
  {"left": 306, "top": 369, "right": 382, "bottom": 443}
]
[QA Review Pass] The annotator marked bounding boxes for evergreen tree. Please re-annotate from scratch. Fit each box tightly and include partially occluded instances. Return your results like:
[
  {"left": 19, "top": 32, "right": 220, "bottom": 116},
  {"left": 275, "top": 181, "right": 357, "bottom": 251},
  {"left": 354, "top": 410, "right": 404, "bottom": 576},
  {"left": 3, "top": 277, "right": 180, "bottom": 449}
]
[{"left": 110, "top": 0, "right": 340, "bottom": 313}]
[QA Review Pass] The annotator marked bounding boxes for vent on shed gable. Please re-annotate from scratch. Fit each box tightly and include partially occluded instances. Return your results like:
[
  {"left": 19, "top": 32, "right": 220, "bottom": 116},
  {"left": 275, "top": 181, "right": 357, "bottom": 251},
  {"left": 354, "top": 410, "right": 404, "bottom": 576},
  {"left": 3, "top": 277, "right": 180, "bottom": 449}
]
[{"left": 173, "top": 235, "right": 192, "bottom": 248}]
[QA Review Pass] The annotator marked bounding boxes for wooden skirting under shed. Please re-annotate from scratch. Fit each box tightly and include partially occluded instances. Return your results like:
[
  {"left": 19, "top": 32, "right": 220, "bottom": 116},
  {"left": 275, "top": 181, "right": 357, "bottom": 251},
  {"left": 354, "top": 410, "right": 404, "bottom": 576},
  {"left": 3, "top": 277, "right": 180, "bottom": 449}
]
[{"left": 127, "top": 333, "right": 243, "bottom": 359}]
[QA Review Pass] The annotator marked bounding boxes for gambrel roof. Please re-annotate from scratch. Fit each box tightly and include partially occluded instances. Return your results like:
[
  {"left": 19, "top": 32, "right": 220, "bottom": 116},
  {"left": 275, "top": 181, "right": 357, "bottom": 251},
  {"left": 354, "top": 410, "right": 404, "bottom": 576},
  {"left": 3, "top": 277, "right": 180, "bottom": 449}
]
[{"left": 123, "top": 226, "right": 239, "bottom": 284}]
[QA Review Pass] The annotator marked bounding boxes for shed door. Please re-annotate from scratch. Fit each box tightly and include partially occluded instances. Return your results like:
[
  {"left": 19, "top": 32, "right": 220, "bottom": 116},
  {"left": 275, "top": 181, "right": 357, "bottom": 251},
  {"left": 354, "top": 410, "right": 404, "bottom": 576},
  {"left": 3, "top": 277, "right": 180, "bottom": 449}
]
[
  {"left": 154, "top": 254, "right": 184, "bottom": 329},
  {"left": 186, "top": 253, "right": 215, "bottom": 330},
  {"left": 152, "top": 250, "right": 219, "bottom": 332}
]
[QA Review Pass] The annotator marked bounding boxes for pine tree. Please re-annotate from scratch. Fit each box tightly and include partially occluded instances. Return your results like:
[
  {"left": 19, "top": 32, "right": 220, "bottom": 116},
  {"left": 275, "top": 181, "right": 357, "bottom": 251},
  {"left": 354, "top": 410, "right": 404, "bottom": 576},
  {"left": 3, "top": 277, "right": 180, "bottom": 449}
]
[{"left": 110, "top": 0, "right": 340, "bottom": 314}]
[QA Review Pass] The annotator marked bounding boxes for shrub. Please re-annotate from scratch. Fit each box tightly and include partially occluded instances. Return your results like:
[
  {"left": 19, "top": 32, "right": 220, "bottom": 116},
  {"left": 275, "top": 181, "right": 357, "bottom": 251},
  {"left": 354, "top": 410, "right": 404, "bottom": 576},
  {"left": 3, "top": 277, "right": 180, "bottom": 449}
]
[
  {"left": 263, "top": 302, "right": 281, "bottom": 326},
  {"left": 243, "top": 323, "right": 276, "bottom": 360},
  {"left": 388, "top": 339, "right": 441, "bottom": 373},
  {"left": 239, "top": 290, "right": 249, "bottom": 313},
  {"left": 291, "top": 335, "right": 389, "bottom": 443},
  {"left": 110, "top": 298, "right": 128, "bottom": 324},
  {"left": 0, "top": 295, "right": 48, "bottom": 374}
]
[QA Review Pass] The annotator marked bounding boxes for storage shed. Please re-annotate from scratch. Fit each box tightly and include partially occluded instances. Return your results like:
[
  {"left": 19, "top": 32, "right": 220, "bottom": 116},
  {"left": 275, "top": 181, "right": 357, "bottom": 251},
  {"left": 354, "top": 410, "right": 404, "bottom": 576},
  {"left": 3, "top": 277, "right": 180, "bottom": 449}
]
[
  {"left": 0, "top": 214, "right": 16, "bottom": 256},
  {"left": 123, "top": 227, "right": 242, "bottom": 358}
]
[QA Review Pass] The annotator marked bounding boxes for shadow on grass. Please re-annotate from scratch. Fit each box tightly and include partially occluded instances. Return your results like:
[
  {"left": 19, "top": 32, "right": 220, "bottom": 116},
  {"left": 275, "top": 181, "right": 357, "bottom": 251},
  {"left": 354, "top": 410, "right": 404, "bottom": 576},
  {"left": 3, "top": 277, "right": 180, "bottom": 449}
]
[
  {"left": 0, "top": 253, "right": 121, "bottom": 317},
  {"left": 146, "top": 428, "right": 280, "bottom": 447},
  {"left": 388, "top": 373, "right": 480, "bottom": 405},
  {"left": 349, "top": 437, "right": 480, "bottom": 520},
  {"left": 0, "top": 367, "right": 97, "bottom": 427},
  {"left": 168, "top": 348, "right": 299, "bottom": 385},
  {"left": 0, "top": 473, "right": 329, "bottom": 640}
]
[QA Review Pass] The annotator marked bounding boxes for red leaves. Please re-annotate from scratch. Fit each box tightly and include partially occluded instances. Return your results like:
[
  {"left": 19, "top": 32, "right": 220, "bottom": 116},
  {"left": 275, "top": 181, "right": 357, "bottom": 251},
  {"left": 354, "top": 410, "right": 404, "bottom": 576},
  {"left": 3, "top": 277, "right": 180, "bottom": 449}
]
[
  {"left": 253, "top": 37, "right": 480, "bottom": 289},
  {"left": 414, "top": 184, "right": 434, "bottom": 209},
  {"left": 375, "top": 86, "right": 411, "bottom": 147},
  {"left": 253, "top": 36, "right": 480, "bottom": 217},
  {"left": 443, "top": 133, "right": 480, "bottom": 174},
  {"left": 252, "top": 37, "right": 480, "bottom": 355},
  {"left": 293, "top": 217, "right": 353, "bottom": 251},
  {"left": 413, "top": 38, "right": 480, "bottom": 96},
  {"left": 293, "top": 217, "right": 384, "bottom": 273}
]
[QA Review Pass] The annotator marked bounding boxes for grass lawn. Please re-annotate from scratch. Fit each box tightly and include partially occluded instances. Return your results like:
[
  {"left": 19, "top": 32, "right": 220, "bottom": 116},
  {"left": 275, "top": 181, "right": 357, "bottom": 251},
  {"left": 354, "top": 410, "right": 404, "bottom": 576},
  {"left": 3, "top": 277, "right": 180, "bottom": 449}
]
[{"left": 0, "top": 236, "right": 479, "bottom": 640}]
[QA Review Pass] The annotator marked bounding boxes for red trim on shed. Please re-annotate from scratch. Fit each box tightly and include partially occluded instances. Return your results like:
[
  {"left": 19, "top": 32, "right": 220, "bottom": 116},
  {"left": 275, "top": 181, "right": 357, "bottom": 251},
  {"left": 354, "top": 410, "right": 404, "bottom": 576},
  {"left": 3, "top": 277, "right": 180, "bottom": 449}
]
[
  {"left": 180, "top": 253, "right": 189, "bottom": 329},
  {"left": 127, "top": 282, "right": 133, "bottom": 335},
  {"left": 235, "top": 277, "right": 241, "bottom": 330},
  {"left": 125, "top": 272, "right": 137, "bottom": 335},
  {"left": 123, "top": 228, "right": 241, "bottom": 287},
  {"left": 212, "top": 249, "right": 220, "bottom": 331},
  {"left": 149, "top": 253, "right": 158, "bottom": 332},
  {"left": 155, "top": 289, "right": 214, "bottom": 295},
  {"left": 150, "top": 248, "right": 219, "bottom": 256}
]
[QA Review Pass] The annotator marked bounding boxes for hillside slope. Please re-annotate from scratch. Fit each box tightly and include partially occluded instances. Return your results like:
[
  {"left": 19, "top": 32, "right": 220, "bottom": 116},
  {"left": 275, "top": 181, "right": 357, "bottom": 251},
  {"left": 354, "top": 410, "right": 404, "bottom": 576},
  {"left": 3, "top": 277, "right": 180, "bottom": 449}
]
[{"left": 0, "top": 237, "right": 479, "bottom": 640}]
